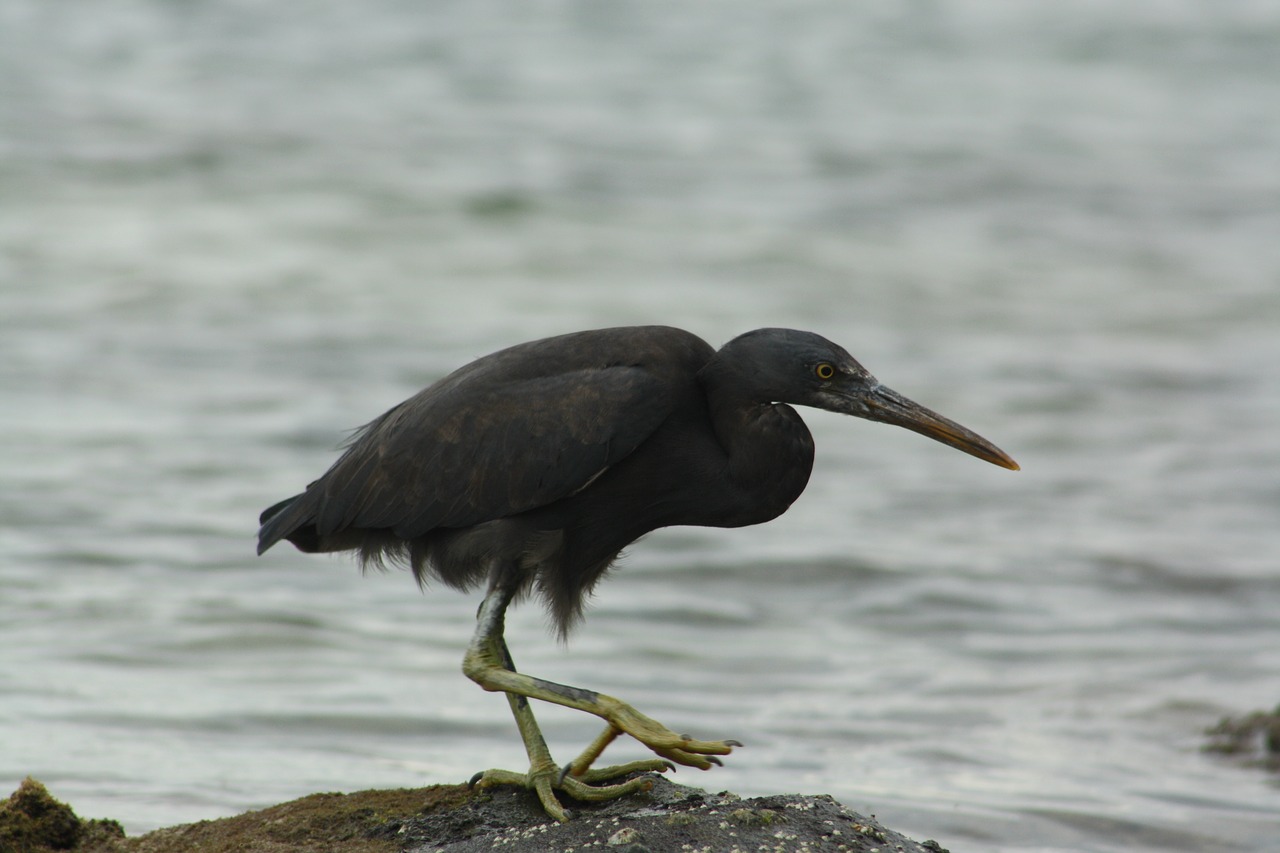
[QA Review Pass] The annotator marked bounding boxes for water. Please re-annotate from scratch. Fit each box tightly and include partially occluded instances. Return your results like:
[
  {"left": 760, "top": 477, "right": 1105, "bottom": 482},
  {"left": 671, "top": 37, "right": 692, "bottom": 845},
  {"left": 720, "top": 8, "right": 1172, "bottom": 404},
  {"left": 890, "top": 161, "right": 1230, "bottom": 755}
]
[{"left": 2, "top": 2, "right": 1278, "bottom": 850}]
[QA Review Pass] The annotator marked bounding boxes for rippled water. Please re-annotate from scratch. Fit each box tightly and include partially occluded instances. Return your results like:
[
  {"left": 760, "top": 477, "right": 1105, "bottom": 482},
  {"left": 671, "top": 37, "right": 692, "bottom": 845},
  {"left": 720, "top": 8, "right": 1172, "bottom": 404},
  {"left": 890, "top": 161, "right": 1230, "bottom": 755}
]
[{"left": 3, "top": 3, "right": 1278, "bottom": 851}]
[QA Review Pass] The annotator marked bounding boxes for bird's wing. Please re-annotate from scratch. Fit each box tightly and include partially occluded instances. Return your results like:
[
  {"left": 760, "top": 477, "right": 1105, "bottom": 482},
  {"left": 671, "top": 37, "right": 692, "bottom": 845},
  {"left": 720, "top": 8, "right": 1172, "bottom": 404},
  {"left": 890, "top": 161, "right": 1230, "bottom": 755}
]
[{"left": 307, "top": 364, "right": 678, "bottom": 539}]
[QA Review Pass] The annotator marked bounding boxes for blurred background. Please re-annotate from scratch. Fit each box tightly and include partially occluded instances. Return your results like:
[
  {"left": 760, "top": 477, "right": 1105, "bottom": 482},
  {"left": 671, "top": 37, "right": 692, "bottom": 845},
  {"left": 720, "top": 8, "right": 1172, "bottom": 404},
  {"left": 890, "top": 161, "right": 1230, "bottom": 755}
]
[{"left": 2, "top": 2, "right": 1278, "bottom": 851}]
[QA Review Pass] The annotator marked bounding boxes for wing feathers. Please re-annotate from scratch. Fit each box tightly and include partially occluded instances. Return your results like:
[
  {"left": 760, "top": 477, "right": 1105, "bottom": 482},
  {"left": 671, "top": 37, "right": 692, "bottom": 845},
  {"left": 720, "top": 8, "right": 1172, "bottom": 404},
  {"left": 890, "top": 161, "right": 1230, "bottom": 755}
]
[
  {"left": 307, "top": 366, "right": 673, "bottom": 540},
  {"left": 258, "top": 325, "right": 715, "bottom": 553}
]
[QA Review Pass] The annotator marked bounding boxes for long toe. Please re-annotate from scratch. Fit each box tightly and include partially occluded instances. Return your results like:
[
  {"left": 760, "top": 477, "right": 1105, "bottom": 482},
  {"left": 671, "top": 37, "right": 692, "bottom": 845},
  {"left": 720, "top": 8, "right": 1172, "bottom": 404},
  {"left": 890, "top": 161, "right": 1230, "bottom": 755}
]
[
  {"left": 596, "top": 695, "right": 740, "bottom": 766},
  {"left": 471, "top": 763, "right": 665, "bottom": 823},
  {"left": 571, "top": 758, "right": 674, "bottom": 784}
]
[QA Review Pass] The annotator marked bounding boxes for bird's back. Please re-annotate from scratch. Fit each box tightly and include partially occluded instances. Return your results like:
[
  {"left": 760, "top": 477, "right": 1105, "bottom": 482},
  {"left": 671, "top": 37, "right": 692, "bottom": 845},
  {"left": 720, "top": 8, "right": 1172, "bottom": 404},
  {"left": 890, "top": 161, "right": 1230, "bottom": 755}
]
[{"left": 257, "top": 326, "right": 716, "bottom": 566}]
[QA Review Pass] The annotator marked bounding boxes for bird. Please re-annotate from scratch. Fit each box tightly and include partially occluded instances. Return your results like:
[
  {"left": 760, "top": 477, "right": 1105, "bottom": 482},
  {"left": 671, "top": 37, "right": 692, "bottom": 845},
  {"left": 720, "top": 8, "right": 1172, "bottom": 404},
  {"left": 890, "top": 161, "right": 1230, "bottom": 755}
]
[{"left": 257, "top": 325, "right": 1018, "bottom": 821}]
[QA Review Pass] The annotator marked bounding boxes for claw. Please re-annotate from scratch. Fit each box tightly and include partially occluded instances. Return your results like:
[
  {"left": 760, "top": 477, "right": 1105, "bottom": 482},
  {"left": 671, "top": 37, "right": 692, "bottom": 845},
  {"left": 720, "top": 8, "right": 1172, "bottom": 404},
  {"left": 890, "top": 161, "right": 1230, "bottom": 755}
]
[
  {"left": 467, "top": 771, "right": 485, "bottom": 789},
  {"left": 724, "top": 739, "right": 744, "bottom": 747},
  {"left": 705, "top": 756, "right": 723, "bottom": 767},
  {"left": 557, "top": 764, "right": 573, "bottom": 785}
]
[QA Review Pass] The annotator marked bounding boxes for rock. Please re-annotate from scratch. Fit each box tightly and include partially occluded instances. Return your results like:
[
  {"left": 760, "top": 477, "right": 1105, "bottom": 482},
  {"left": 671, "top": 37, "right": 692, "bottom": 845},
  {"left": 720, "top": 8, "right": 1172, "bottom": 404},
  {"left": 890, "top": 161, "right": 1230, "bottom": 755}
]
[
  {"left": 3, "top": 774, "right": 950, "bottom": 853},
  {"left": 1204, "top": 704, "right": 1280, "bottom": 771},
  {"left": 0, "top": 777, "right": 124, "bottom": 853},
  {"left": 384, "top": 775, "right": 949, "bottom": 853}
]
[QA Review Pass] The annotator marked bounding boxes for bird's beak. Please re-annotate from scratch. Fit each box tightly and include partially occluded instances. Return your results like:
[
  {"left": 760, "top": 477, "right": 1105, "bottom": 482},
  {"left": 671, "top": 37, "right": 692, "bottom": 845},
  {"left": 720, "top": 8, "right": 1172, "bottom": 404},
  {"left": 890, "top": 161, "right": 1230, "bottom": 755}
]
[{"left": 854, "top": 382, "right": 1020, "bottom": 471}]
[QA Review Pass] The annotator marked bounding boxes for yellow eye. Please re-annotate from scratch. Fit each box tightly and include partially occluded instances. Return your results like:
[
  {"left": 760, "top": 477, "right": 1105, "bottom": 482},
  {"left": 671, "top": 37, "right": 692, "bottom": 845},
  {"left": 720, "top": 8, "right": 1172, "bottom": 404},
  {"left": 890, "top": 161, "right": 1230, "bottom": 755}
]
[{"left": 815, "top": 362, "right": 835, "bottom": 380}]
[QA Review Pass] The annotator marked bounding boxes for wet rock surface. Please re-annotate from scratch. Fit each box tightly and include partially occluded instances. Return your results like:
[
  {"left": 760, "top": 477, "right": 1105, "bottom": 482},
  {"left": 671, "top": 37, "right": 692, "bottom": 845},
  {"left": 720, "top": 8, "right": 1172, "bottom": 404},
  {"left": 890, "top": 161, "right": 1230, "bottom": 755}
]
[
  {"left": 3, "top": 774, "right": 949, "bottom": 853},
  {"left": 383, "top": 775, "right": 948, "bottom": 852},
  {"left": 1204, "top": 704, "right": 1280, "bottom": 771}
]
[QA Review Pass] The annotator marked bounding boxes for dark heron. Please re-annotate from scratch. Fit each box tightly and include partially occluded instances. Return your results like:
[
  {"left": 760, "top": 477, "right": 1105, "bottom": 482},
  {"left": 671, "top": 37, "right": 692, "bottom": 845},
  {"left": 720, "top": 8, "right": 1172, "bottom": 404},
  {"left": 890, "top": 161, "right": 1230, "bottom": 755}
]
[{"left": 257, "top": 325, "right": 1017, "bottom": 821}]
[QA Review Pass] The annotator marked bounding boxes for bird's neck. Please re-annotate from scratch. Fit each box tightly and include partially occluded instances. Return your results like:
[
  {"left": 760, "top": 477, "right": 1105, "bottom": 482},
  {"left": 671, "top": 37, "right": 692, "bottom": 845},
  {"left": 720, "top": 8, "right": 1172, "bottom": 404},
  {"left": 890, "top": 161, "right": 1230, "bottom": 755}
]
[{"left": 704, "top": 387, "right": 816, "bottom": 525}]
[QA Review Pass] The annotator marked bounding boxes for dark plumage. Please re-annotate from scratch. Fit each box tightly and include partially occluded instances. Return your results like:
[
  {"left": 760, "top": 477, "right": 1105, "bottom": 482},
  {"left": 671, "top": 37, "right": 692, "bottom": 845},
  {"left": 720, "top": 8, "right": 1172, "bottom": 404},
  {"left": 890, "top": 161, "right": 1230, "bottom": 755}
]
[
  {"left": 259, "top": 325, "right": 1016, "bottom": 633},
  {"left": 257, "top": 325, "right": 1017, "bottom": 820}
]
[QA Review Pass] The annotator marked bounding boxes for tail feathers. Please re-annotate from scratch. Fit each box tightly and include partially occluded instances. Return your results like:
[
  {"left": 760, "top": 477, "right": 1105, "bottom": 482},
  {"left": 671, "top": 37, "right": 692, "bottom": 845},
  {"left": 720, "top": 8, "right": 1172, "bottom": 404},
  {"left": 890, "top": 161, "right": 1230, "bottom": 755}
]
[{"left": 256, "top": 493, "right": 309, "bottom": 555}]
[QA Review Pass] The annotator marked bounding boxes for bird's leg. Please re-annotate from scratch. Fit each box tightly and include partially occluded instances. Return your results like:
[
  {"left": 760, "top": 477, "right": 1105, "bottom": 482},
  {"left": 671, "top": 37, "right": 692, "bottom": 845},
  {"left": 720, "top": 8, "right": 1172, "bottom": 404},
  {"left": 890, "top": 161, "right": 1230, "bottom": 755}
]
[
  {"left": 464, "top": 582, "right": 669, "bottom": 821},
  {"left": 564, "top": 723, "right": 623, "bottom": 777},
  {"left": 462, "top": 582, "right": 739, "bottom": 811}
]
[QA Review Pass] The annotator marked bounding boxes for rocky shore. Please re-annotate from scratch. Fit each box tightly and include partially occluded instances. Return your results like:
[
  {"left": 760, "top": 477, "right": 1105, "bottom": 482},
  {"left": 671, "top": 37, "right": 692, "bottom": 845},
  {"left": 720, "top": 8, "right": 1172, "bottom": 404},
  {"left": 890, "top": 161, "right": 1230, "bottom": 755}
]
[{"left": 3, "top": 774, "right": 951, "bottom": 853}]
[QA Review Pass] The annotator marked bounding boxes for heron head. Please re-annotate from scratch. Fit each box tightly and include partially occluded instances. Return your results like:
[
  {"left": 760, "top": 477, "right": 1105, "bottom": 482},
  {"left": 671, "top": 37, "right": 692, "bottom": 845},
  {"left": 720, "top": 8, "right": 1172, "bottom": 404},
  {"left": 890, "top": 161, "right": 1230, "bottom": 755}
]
[{"left": 718, "top": 328, "right": 1019, "bottom": 471}]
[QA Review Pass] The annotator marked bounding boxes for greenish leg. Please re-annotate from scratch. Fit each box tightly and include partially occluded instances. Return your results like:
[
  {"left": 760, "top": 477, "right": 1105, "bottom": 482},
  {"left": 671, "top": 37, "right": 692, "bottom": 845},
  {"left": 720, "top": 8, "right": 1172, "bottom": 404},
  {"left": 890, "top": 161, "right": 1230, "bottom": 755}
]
[{"left": 463, "top": 581, "right": 737, "bottom": 822}]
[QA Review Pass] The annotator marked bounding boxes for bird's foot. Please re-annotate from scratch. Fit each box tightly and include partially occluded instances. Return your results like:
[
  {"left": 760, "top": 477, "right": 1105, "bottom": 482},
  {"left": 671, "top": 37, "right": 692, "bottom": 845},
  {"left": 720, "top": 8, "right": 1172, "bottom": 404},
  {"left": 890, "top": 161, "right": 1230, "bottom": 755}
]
[
  {"left": 468, "top": 758, "right": 667, "bottom": 823},
  {"left": 591, "top": 697, "right": 742, "bottom": 770}
]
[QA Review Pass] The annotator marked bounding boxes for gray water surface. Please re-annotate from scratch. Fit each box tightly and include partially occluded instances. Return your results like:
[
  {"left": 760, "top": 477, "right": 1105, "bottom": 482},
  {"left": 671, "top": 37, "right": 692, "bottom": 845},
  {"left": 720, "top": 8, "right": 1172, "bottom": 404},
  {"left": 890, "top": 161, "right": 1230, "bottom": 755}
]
[{"left": 3, "top": 3, "right": 1278, "bottom": 851}]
